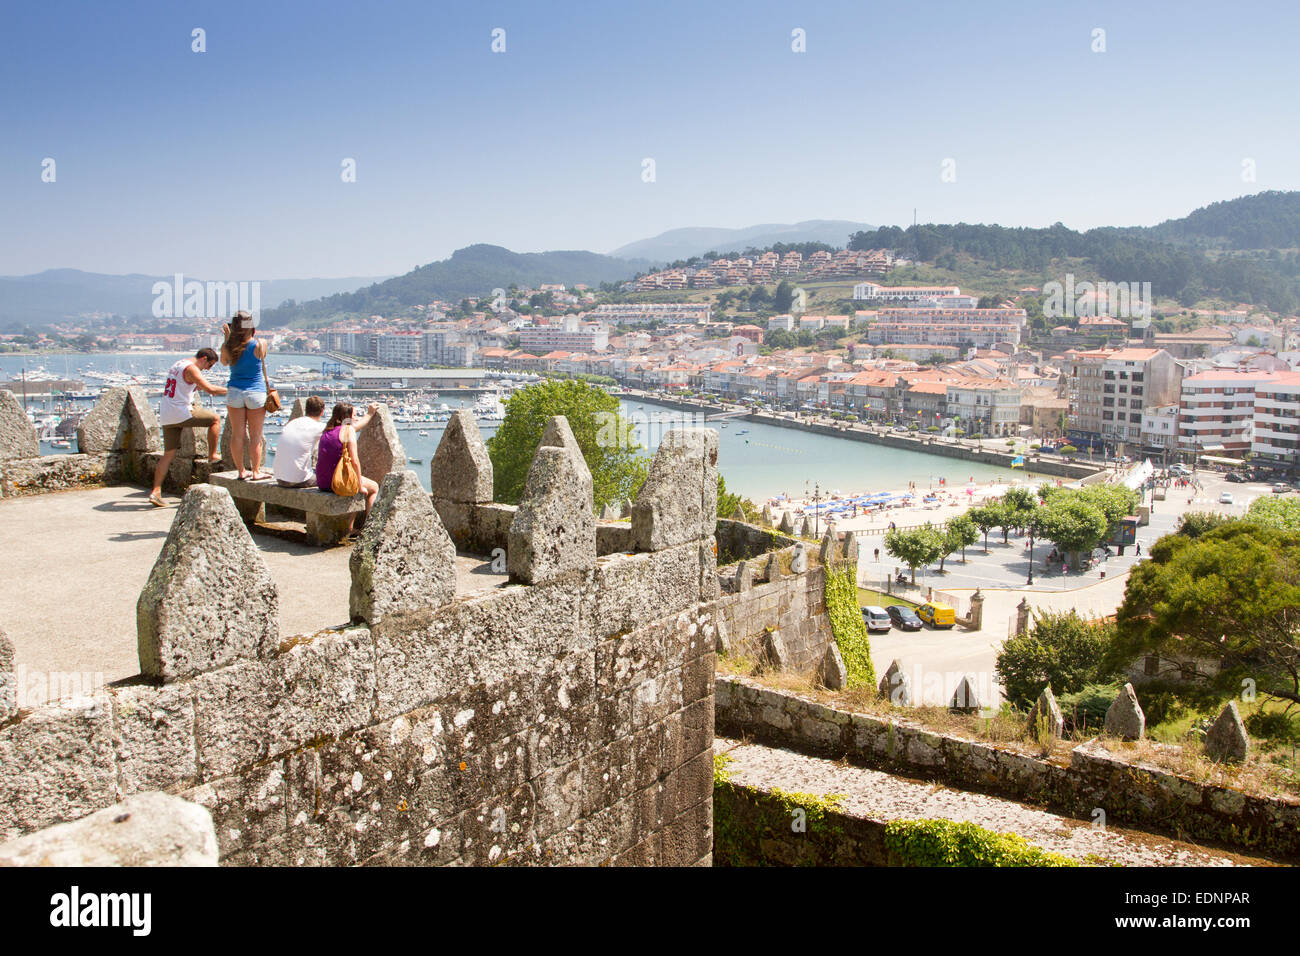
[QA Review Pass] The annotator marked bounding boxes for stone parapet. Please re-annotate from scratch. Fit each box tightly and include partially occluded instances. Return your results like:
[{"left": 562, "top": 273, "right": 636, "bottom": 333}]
[
  {"left": 716, "top": 676, "right": 1300, "bottom": 860},
  {"left": 0, "top": 421, "right": 720, "bottom": 866}
]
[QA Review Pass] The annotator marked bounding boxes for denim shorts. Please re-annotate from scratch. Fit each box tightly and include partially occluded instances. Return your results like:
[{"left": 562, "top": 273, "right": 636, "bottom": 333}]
[{"left": 226, "top": 387, "right": 267, "bottom": 410}]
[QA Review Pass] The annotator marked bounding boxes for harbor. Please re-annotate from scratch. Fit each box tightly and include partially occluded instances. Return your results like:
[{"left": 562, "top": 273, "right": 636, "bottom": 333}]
[{"left": 1, "top": 351, "right": 1090, "bottom": 500}]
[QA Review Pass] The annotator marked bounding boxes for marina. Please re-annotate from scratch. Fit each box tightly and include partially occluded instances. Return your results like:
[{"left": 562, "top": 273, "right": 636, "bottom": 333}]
[{"left": 4, "top": 352, "right": 1037, "bottom": 501}]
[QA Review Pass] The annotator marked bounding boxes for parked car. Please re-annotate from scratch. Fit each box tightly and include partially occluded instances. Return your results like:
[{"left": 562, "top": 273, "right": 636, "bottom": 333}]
[
  {"left": 892, "top": 425, "right": 909, "bottom": 433},
  {"left": 861, "top": 606, "right": 892, "bottom": 633},
  {"left": 917, "top": 602, "right": 956, "bottom": 629},
  {"left": 1273, "top": 483, "right": 1291, "bottom": 494},
  {"left": 1219, "top": 491, "right": 1235, "bottom": 505},
  {"left": 1225, "top": 472, "right": 1246, "bottom": 483},
  {"left": 886, "top": 605, "right": 923, "bottom": 631}
]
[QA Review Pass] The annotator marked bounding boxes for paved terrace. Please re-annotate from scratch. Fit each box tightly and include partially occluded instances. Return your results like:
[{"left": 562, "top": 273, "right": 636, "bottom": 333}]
[{"left": 0, "top": 485, "right": 506, "bottom": 688}]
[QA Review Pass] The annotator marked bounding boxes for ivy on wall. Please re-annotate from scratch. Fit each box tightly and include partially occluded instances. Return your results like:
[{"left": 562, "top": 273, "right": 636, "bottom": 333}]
[{"left": 824, "top": 563, "right": 876, "bottom": 689}]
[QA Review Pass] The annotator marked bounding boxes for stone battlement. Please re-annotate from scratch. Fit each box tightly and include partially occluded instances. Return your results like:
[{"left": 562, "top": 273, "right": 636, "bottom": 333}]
[{"left": 0, "top": 411, "right": 721, "bottom": 866}]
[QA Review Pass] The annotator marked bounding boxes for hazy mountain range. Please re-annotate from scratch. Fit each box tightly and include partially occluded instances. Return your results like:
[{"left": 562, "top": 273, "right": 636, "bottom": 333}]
[
  {"left": 608, "top": 219, "right": 873, "bottom": 263},
  {"left": 0, "top": 270, "right": 392, "bottom": 328},
  {"left": 8, "top": 196, "right": 1300, "bottom": 329}
]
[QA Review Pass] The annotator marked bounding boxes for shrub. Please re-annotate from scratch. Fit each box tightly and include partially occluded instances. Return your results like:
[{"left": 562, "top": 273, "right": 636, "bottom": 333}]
[
  {"left": 1176, "top": 511, "right": 1230, "bottom": 538},
  {"left": 883, "top": 820, "right": 1078, "bottom": 867},
  {"left": 1058, "top": 682, "right": 1122, "bottom": 735},
  {"left": 995, "top": 611, "right": 1120, "bottom": 709},
  {"left": 1246, "top": 709, "right": 1300, "bottom": 744},
  {"left": 1060, "top": 445, "right": 1078, "bottom": 455}
]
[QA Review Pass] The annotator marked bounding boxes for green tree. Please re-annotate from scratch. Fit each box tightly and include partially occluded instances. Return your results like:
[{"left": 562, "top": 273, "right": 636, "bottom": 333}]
[
  {"left": 1001, "top": 487, "right": 1039, "bottom": 537},
  {"left": 1077, "top": 484, "right": 1139, "bottom": 526},
  {"left": 1109, "top": 522, "right": 1300, "bottom": 705},
  {"left": 943, "top": 514, "right": 980, "bottom": 567},
  {"left": 969, "top": 505, "right": 999, "bottom": 553},
  {"left": 774, "top": 281, "right": 794, "bottom": 312},
  {"left": 1035, "top": 498, "right": 1108, "bottom": 569},
  {"left": 486, "top": 379, "right": 648, "bottom": 509},
  {"left": 1176, "top": 511, "right": 1230, "bottom": 538},
  {"left": 885, "top": 525, "right": 945, "bottom": 584},
  {"left": 995, "top": 610, "right": 1121, "bottom": 709},
  {"left": 1246, "top": 495, "right": 1300, "bottom": 531}
]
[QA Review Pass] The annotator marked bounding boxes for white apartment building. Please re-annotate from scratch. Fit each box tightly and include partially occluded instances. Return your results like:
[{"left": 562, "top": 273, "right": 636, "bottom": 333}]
[
  {"left": 591, "top": 303, "right": 711, "bottom": 326},
  {"left": 1177, "top": 369, "right": 1266, "bottom": 457},
  {"left": 1140, "top": 403, "right": 1179, "bottom": 456},
  {"left": 1252, "top": 372, "right": 1300, "bottom": 470},
  {"left": 864, "top": 307, "right": 1025, "bottom": 348},
  {"left": 853, "top": 282, "right": 961, "bottom": 302},
  {"left": 768, "top": 314, "right": 794, "bottom": 331},
  {"left": 375, "top": 332, "right": 423, "bottom": 366},
  {"left": 1065, "top": 347, "right": 1184, "bottom": 451},
  {"left": 518, "top": 316, "right": 610, "bottom": 352},
  {"left": 945, "top": 379, "right": 1022, "bottom": 436}
]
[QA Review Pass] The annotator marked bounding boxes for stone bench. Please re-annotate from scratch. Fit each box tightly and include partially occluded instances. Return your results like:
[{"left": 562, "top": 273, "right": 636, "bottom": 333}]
[{"left": 208, "top": 471, "right": 365, "bottom": 545}]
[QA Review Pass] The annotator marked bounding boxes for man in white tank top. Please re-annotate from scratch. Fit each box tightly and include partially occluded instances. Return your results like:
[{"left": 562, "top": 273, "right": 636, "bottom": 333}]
[{"left": 150, "top": 348, "right": 227, "bottom": 507}]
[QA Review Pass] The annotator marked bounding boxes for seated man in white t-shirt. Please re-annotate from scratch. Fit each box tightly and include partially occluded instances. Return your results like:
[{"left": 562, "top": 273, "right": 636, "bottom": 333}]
[{"left": 273, "top": 395, "right": 327, "bottom": 487}]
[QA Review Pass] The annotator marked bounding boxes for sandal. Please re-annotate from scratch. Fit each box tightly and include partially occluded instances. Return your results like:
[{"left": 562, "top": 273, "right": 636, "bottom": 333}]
[{"left": 149, "top": 493, "right": 167, "bottom": 507}]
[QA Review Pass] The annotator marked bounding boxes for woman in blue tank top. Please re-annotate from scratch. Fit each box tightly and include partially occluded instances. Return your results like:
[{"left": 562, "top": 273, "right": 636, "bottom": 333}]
[{"left": 221, "top": 310, "right": 273, "bottom": 480}]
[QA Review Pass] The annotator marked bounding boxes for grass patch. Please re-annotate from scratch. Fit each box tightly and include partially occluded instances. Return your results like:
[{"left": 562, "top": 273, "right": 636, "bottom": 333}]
[{"left": 857, "top": 587, "right": 918, "bottom": 609}]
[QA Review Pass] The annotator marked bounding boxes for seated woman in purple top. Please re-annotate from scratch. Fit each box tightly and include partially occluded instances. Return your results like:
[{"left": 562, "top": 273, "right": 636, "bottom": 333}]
[{"left": 315, "top": 401, "right": 381, "bottom": 531}]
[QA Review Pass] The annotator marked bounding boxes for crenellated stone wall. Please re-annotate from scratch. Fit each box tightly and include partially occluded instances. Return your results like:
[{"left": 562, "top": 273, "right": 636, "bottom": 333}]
[
  {"left": 0, "top": 417, "right": 720, "bottom": 866},
  {"left": 0, "top": 387, "right": 109, "bottom": 498},
  {"left": 714, "top": 543, "right": 833, "bottom": 673}
]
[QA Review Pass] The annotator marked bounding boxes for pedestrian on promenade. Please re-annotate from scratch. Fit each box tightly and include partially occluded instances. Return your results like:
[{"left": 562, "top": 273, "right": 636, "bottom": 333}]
[{"left": 149, "top": 347, "right": 226, "bottom": 507}]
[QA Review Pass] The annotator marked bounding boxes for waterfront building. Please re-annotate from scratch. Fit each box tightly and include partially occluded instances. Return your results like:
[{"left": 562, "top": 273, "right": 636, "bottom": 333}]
[{"left": 1064, "top": 346, "right": 1184, "bottom": 452}]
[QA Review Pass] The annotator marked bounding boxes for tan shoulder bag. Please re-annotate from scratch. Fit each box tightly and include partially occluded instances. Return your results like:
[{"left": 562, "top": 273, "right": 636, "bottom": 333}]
[{"left": 331, "top": 424, "right": 361, "bottom": 497}]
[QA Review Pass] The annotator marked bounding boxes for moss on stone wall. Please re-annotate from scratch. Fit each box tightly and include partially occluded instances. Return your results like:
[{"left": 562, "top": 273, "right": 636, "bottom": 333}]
[
  {"left": 882, "top": 819, "right": 1078, "bottom": 867},
  {"left": 713, "top": 779, "right": 846, "bottom": 866},
  {"left": 825, "top": 563, "right": 875, "bottom": 689}
]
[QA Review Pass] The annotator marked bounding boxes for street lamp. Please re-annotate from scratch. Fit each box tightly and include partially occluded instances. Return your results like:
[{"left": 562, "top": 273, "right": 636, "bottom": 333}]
[{"left": 1026, "top": 519, "right": 1036, "bottom": 586}]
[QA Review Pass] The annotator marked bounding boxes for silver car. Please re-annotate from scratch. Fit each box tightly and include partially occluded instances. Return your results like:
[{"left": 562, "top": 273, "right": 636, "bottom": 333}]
[{"left": 861, "top": 605, "right": 892, "bottom": 633}]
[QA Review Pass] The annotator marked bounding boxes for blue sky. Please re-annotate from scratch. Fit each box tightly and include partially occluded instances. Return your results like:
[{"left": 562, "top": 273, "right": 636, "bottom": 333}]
[{"left": 2, "top": 0, "right": 1298, "bottom": 278}]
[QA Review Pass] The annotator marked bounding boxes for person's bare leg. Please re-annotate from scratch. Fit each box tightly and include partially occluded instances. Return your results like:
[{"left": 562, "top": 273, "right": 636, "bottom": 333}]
[
  {"left": 247, "top": 406, "right": 268, "bottom": 477},
  {"left": 350, "top": 476, "right": 380, "bottom": 533},
  {"left": 228, "top": 406, "right": 248, "bottom": 478},
  {"left": 206, "top": 420, "right": 221, "bottom": 462},
  {"left": 150, "top": 449, "right": 177, "bottom": 503}
]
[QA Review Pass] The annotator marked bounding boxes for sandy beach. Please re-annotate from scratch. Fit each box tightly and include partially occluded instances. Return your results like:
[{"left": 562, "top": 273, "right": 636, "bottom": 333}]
[{"left": 766, "top": 473, "right": 1075, "bottom": 536}]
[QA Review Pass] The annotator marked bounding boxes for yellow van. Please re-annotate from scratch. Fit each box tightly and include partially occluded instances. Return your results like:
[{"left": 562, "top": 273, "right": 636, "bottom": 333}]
[{"left": 917, "top": 602, "right": 956, "bottom": 629}]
